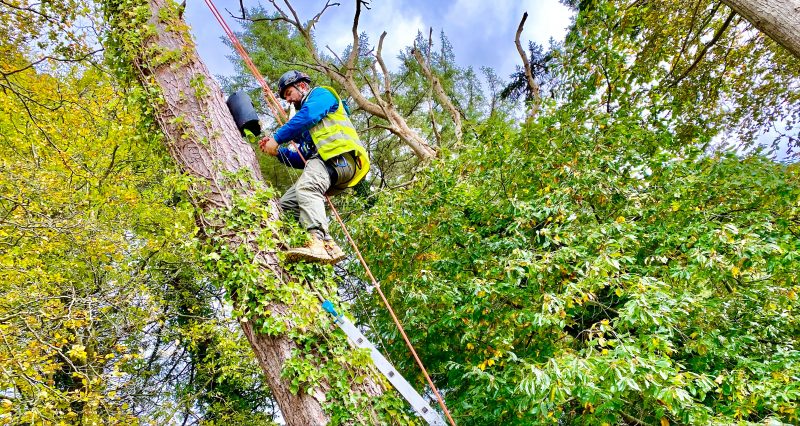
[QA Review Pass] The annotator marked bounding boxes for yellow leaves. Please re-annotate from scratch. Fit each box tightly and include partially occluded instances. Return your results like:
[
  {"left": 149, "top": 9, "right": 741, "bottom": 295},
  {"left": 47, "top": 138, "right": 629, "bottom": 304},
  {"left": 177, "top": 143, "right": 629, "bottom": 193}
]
[
  {"left": 660, "top": 417, "right": 670, "bottom": 426},
  {"left": 466, "top": 343, "right": 474, "bottom": 350},
  {"left": 64, "top": 318, "right": 86, "bottom": 329},
  {"left": 67, "top": 344, "right": 87, "bottom": 363},
  {"left": 671, "top": 201, "right": 680, "bottom": 211},
  {"left": 414, "top": 252, "right": 440, "bottom": 261}
]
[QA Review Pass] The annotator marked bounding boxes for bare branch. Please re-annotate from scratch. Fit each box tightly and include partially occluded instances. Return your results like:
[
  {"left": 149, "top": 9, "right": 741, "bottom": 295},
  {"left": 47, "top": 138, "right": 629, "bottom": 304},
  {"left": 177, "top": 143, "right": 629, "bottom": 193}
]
[
  {"left": 262, "top": 0, "right": 293, "bottom": 27},
  {"left": 224, "top": 0, "right": 247, "bottom": 19},
  {"left": 345, "top": 0, "right": 364, "bottom": 77},
  {"left": 367, "top": 61, "right": 389, "bottom": 111},
  {"left": 280, "top": 0, "right": 305, "bottom": 32},
  {"left": 310, "top": 0, "right": 341, "bottom": 29},
  {"left": 375, "top": 31, "right": 392, "bottom": 97},
  {"left": 515, "top": 12, "right": 541, "bottom": 117},
  {"left": 326, "top": 45, "right": 347, "bottom": 67},
  {"left": 0, "top": 49, "right": 103, "bottom": 78},
  {"left": 411, "top": 35, "right": 462, "bottom": 143}
]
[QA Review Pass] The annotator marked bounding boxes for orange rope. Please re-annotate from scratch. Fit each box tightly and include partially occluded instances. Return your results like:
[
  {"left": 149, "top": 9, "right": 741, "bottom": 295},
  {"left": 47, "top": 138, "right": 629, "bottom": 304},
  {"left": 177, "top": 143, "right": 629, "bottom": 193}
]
[
  {"left": 201, "top": 1, "right": 456, "bottom": 425},
  {"left": 203, "top": 0, "right": 286, "bottom": 124}
]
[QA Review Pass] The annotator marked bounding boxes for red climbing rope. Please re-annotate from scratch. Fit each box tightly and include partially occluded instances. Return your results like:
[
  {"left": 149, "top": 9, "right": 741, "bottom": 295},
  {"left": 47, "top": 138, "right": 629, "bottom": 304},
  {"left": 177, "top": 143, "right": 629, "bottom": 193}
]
[{"left": 201, "top": 2, "right": 456, "bottom": 425}]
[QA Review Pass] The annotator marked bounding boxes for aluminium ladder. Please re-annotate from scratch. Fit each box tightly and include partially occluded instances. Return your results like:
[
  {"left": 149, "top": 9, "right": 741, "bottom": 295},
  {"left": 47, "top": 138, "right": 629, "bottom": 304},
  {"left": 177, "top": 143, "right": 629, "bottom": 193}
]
[{"left": 321, "top": 301, "right": 447, "bottom": 426}]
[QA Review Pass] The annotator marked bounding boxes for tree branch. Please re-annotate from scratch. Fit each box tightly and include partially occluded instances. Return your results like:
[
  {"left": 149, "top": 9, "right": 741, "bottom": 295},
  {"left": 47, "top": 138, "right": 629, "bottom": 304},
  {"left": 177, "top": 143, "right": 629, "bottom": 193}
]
[
  {"left": 670, "top": 9, "right": 736, "bottom": 87},
  {"left": 309, "top": 0, "right": 340, "bottom": 30},
  {"left": 515, "top": 12, "right": 541, "bottom": 117},
  {"left": 412, "top": 30, "right": 462, "bottom": 142},
  {"left": 375, "top": 31, "right": 392, "bottom": 101},
  {"left": 345, "top": 0, "right": 363, "bottom": 75},
  {"left": 0, "top": 49, "right": 103, "bottom": 78}
]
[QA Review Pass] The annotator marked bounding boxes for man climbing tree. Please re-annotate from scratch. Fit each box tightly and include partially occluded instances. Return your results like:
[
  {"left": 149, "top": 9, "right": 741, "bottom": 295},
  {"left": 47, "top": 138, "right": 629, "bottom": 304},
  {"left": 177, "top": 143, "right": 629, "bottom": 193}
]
[{"left": 259, "top": 70, "right": 370, "bottom": 264}]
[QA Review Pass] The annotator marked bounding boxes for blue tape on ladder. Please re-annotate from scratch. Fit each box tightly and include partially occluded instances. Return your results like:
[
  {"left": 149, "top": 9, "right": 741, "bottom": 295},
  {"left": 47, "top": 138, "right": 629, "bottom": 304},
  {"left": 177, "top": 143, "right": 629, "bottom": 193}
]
[{"left": 321, "top": 300, "right": 341, "bottom": 319}]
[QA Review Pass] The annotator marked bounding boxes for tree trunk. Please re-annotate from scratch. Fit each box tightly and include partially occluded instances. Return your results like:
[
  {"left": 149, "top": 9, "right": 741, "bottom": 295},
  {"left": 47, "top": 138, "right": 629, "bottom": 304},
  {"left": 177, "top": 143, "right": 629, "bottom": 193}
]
[
  {"left": 101, "top": 1, "right": 387, "bottom": 424},
  {"left": 721, "top": 0, "right": 800, "bottom": 59}
]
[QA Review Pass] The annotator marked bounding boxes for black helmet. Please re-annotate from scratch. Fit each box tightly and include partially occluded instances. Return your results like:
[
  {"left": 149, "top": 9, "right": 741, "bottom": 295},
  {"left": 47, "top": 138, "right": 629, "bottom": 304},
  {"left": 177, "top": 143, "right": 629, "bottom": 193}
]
[{"left": 277, "top": 70, "right": 311, "bottom": 98}]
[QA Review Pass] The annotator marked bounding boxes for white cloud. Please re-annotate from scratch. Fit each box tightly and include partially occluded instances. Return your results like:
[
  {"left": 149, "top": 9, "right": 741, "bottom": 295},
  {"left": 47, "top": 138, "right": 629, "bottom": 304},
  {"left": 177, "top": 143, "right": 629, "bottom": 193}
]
[
  {"left": 186, "top": 0, "right": 574, "bottom": 81},
  {"left": 311, "top": 0, "right": 426, "bottom": 70}
]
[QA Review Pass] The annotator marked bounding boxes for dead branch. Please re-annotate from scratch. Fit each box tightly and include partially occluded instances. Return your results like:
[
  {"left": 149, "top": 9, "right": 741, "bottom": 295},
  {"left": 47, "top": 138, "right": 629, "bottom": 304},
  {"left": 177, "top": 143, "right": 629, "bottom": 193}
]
[
  {"left": 425, "top": 28, "right": 440, "bottom": 146},
  {"left": 258, "top": 0, "right": 435, "bottom": 160},
  {"left": 345, "top": 0, "right": 364, "bottom": 75},
  {"left": 310, "top": 0, "right": 341, "bottom": 28},
  {"left": 0, "top": 49, "right": 103, "bottom": 78},
  {"left": 411, "top": 30, "right": 462, "bottom": 143},
  {"left": 375, "top": 31, "right": 392, "bottom": 97},
  {"left": 515, "top": 12, "right": 541, "bottom": 117}
]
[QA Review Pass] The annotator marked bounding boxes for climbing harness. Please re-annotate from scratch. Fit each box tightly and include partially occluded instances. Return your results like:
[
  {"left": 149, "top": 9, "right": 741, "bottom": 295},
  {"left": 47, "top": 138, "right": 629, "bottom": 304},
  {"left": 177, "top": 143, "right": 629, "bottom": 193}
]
[{"left": 203, "top": 1, "right": 456, "bottom": 425}]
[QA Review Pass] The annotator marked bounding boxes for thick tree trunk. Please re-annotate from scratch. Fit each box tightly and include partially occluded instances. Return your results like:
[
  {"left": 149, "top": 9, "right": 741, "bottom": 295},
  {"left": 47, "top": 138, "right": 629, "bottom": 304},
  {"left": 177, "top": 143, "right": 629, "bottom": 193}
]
[
  {"left": 102, "top": 1, "right": 386, "bottom": 424},
  {"left": 721, "top": 0, "right": 800, "bottom": 59}
]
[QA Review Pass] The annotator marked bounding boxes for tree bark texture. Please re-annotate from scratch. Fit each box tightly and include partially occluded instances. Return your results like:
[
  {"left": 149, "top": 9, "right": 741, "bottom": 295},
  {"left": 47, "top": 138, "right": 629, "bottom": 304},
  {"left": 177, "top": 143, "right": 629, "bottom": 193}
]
[
  {"left": 722, "top": 0, "right": 800, "bottom": 59},
  {"left": 104, "top": 1, "right": 385, "bottom": 424}
]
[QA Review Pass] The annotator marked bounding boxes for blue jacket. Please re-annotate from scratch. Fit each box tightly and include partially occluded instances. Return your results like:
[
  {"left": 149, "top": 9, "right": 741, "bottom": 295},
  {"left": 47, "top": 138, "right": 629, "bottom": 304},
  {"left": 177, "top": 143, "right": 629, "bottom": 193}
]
[{"left": 274, "top": 87, "right": 350, "bottom": 169}]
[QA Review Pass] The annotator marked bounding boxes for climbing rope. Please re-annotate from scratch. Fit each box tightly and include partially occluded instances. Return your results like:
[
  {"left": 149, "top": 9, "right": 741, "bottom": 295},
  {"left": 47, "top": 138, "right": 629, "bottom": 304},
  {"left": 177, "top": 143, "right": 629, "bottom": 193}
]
[
  {"left": 203, "top": 0, "right": 286, "bottom": 122},
  {"left": 201, "top": 1, "right": 456, "bottom": 425}
]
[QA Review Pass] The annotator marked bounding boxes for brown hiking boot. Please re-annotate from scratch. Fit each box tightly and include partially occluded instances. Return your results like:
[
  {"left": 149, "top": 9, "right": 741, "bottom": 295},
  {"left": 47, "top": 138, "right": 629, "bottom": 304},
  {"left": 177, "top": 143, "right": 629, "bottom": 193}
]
[
  {"left": 324, "top": 240, "right": 346, "bottom": 264},
  {"left": 285, "top": 233, "right": 333, "bottom": 264}
]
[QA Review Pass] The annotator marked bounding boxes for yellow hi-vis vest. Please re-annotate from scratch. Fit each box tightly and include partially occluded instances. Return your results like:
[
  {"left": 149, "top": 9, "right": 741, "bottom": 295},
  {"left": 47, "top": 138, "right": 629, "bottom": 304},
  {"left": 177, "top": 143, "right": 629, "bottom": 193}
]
[{"left": 308, "top": 86, "right": 370, "bottom": 187}]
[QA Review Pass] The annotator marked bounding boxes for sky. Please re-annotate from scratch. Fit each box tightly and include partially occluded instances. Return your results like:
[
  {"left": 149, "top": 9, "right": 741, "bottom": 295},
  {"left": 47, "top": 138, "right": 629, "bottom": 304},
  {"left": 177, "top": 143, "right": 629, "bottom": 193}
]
[{"left": 185, "top": 0, "right": 575, "bottom": 82}]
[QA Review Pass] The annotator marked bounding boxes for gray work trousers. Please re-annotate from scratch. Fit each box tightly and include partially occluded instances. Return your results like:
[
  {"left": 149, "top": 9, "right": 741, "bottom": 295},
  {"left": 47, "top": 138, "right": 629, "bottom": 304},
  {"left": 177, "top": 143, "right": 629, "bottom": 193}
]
[{"left": 280, "top": 157, "right": 332, "bottom": 235}]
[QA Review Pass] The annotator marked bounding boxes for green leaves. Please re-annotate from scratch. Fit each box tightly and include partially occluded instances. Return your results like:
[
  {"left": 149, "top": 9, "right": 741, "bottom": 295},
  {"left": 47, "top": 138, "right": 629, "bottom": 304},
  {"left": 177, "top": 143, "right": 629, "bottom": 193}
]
[{"left": 351, "top": 93, "right": 800, "bottom": 423}]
